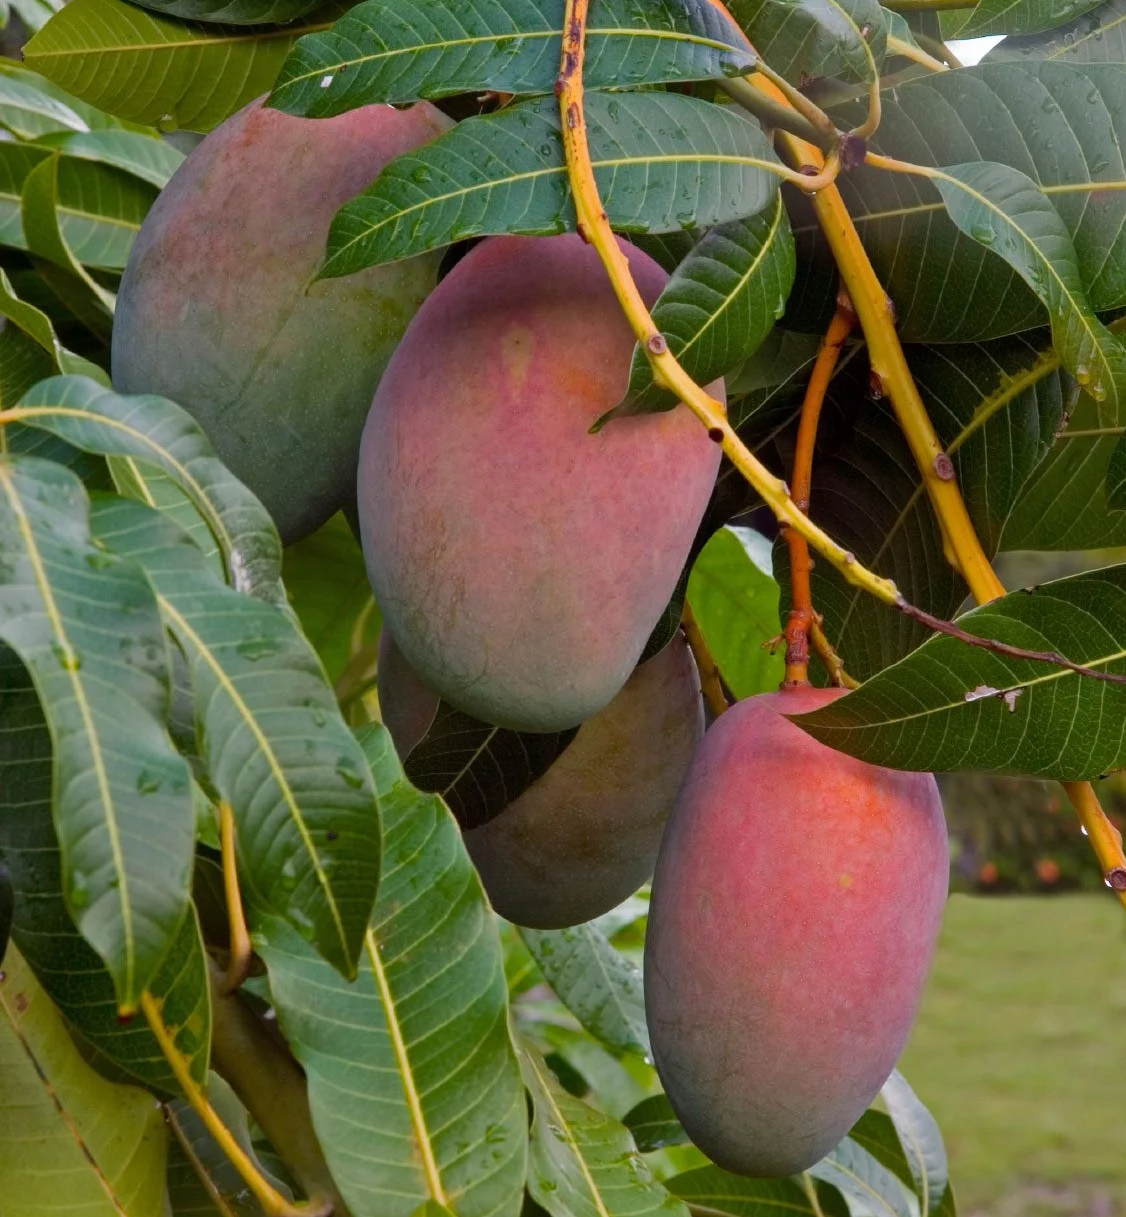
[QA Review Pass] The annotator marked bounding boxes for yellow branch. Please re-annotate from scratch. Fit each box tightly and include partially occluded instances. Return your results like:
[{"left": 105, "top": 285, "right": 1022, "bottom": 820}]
[
  {"left": 886, "top": 33, "right": 949, "bottom": 74},
  {"left": 218, "top": 801, "right": 253, "bottom": 996}
]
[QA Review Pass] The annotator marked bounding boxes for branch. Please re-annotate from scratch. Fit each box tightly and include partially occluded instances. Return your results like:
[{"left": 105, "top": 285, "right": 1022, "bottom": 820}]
[
  {"left": 218, "top": 801, "right": 253, "bottom": 996},
  {"left": 886, "top": 33, "right": 949, "bottom": 74},
  {"left": 681, "top": 602, "right": 731, "bottom": 717},
  {"left": 715, "top": 76, "right": 827, "bottom": 147}
]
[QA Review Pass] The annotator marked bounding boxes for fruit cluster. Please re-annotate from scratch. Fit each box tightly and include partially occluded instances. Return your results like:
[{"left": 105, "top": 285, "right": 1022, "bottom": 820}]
[{"left": 112, "top": 98, "right": 949, "bottom": 1178}]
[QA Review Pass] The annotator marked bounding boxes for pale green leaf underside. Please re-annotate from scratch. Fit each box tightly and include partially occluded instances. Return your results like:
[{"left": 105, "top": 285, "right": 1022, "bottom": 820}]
[
  {"left": 881, "top": 1071, "right": 949, "bottom": 1217},
  {"left": 809, "top": 1135, "right": 916, "bottom": 1217}
]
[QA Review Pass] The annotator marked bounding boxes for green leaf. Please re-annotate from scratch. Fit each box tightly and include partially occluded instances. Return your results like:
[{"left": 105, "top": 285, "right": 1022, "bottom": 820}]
[
  {"left": 1000, "top": 392, "right": 1126, "bottom": 550},
  {"left": 0, "top": 73, "right": 88, "bottom": 138},
  {"left": 34, "top": 128, "right": 185, "bottom": 189},
  {"left": 922, "top": 159, "right": 1126, "bottom": 425},
  {"left": 25, "top": 0, "right": 351, "bottom": 132},
  {"left": 621, "top": 1095, "right": 689, "bottom": 1153},
  {"left": 727, "top": 0, "right": 887, "bottom": 85},
  {"left": 1108, "top": 430, "right": 1126, "bottom": 508},
  {"left": 0, "top": 456, "right": 195, "bottom": 1010},
  {"left": 687, "top": 525, "right": 784, "bottom": 697},
  {"left": 13, "top": 376, "right": 283, "bottom": 600},
  {"left": 322, "top": 91, "right": 782, "bottom": 278},
  {"left": 282, "top": 512, "right": 378, "bottom": 686},
  {"left": 0, "top": 267, "right": 104, "bottom": 377},
  {"left": 522, "top": 1046, "right": 688, "bottom": 1217},
  {"left": 792, "top": 565, "right": 1126, "bottom": 780},
  {"left": 0, "top": 946, "right": 170, "bottom": 1217},
  {"left": 90, "top": 496, "right": 382, "bottom": 980},
  {"left": 985, "top": 0, "right": 1126, "bottom": 60},
  {"left": 404, "top": 703, "right": 578, "bottom": 831},
  {"left": 845, "top": 1111, "right": 919, "bottom": 1200},
  {"left": 132, "top": 0, "right": 323, "bottom": 27},
  {"left": 0, "top": 143, "right": 50, "bottom": 251},
  {"left": 0, "top": 862, "right": 10, "bottom": 964},
  {"left": 609, "top": 195, "right": 794, "bottom": 418},
  {"left": 254, "top": 723, "right": 526, "bottom": 1217},
  {"left": 958, "top": 0, "right": 1104, "bottom": 37},
  {"left": 269, "top": 0, "right": 754, "bottom": 118},
  {"left": 881, "top": 1072, "right": 949, "bottom": 1217},
  {"left": 519, "top": 923, "right": 649, "bottom": 1057},
  {"left": 809, "top": 1137, "right": 916, "bottom": 1217},
  {"left": 0, "top": 647, "right": 211, "bottom": 1095},
  {"left": 665, "top": 1165, "right": 818, "bottom": 1215}
]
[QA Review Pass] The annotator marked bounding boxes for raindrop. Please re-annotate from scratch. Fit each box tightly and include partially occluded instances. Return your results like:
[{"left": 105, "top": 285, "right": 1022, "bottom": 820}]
[
  {"left": 236, "top": 635, "right": 280, "bottom": 661},
  {"left": 336, "top": 756, "right": 365, "bottom": 789},
  {"left": 85, "top": 550, "right": 114, "bottom": 570},
  {"left": 51, "top": 641, "right": 81, "bottom": 672},
  {"left": 320, "top": 74, "right": 335, "bottom": 89},
  {"left": 136, "top": 770, "right": 162, "bottom": 795},
  {"left": 411, "top": 164, "right": 433, "bottom": 185},
  {"left": 1082, "top": 825, "right": 1089, "bottom": 836},
  {"left": 70, "top": 872, "right": 91, "bottom": 910},
  {"left": 280, "top": 857, "right": 300, "bottom": 891},
  {"left": 970, "top": 224, "right": 996, "bottom": 245},
  {"left": 1040, "top": 96, "right": 1059, "bottom": 114},
  {"left": 1091, "top": 156, "right": 1111, "bottom": 175}
]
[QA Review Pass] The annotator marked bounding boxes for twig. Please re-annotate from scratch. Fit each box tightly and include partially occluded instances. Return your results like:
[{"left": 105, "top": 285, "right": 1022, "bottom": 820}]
[
  {"left": 886, "top": 33, "right": 949, "bottom": 73},
  {"left": 753, "top": 61, "right": 840, "bottom": 143},
  {"left": 715, "top": 75, "right": 827, "bottom": 147},
  {"left": 681, "top": 602, "right": 731, "bottom": 716},
  {"left": 810, "top": 618, "right": 860, "bottom": 689},
  {"left": 218, "top": 802, "right": 253, "bottom": 996}
]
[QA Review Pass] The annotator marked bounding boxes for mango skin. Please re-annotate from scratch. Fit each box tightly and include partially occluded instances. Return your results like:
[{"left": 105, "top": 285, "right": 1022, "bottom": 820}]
[
  {"left": 357, "top": 234, "right": 723, "bottom": 732},
  {"left": 645, "top": 686, "right": 948, "bottom": 1177},
  {"left": 112, "top": 97, "right": 451, "bottom": 543}
]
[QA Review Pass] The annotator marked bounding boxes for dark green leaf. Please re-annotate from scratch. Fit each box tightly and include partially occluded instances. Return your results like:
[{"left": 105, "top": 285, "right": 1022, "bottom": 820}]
[
  {"left": 25, "top": 0, "right": 351, "bottom": 132},
  {"left": 0, "top": 862, "right": 10, "bottom": 965},
  {"left": 519, "top": 922, "right": 649, "bottom": 1057},
  {"left": 14, "top": 376, "right": 282, "bottom": 600},
  {"left": 792, "top": 565, "right": 1126, "bottom": 780},
  {"left": 959, "top": 0, "right": 1104, "bottom": 37},
  {"left": 845, "top": 1111, "right": 918, "bottom": 1198},
  {"left": 405, "top": 703, "right": 578, "bottom": 831},
  {"left": 1107, "top": 430, "right": 1126, "bottom": 509},
  {"left": 132, "top": 0, "right": 323, "bottom": 27},
  {"left": 881, "top": 1071, "right": 949, "bottom": 1216},
  {"left": 254, "top": 723, "right": 526, "bottom": 1217},
  {"left": 322, "top": 92, "right": 782, "bottom": 278},
  {"left": 621, "top": 1095, "right": 689, "bottom": 1153},
  {"left": 986, "top": 0, "right": 1126, "bottom": 60},
  {"left": 809, "top": 1136, "right": 916, "bottom": 1217},
  {"left": 522, "top": 1046, "right": 688, "bottom": 1217},
  {"left": 728, "top": 0, "right": 887, "bottom": 85},
  {"left": 270, "top": 0, "right": 754, "bottom": 118},
  {"left": 90, "top": 497, "right": 382, "bottom": 980},
  {"left": 0, "top": 267, "right": 104, "bottom": 378},
  {"left": 0, "top": 456, "right": 195, "bottom": 1010},
  {"left": 609, "top": 195, "right": 794, "bottom": 418},
  {"left": 665, "top": 1165, "right": 818, "bottom": 1215}
]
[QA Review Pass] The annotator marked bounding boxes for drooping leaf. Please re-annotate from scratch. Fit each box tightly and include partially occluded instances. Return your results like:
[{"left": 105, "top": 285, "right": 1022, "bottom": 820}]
[
  {"left": 792, "top": 565, "right": 1126, "bottom": 780},
  {"left": 270, "top": 0, "right": 753, "bottom": 118},
  {"left": 132, "top": 0, "right": 323, "bottom": 27},
  {"left": 809, "top": 1136, "right": 916, "bottom": 1217},
  {"left": 90, "top": 497, "right": 382, "bottom": 980},
  {"left": 687, "top": 524, "right": 784, "bottom": 697},
  {"left": 608, "top": 195, "right": 794, "bottom": 418},
  {"left": 34, "top": 128, "right": 185, "bottom": 189},
  {"left": 0, "top": 73, "right": 88, "bottom": 139},
  {"left": 405, "top": 703, "right": 578, "bottom": 831},
  {"left": 727, "top": 0, "right": 887, "bottom": 85},
  {"left": 621, "top": 1095, "right": 689, "bottom": 1153},
  {"left": 519, "top": 922, "right": 649, "bottom": 1057},
  {"left": 522, "top": 1046, "right": 688, "bottom": 1217},
  {"left": 0, "top": 456, "right": 195, "bottom": 1010},
  {"left": 12, "top": 375, "right": 282, "bottom": 599},
  {"left": 254, "top": 723, "right": 526, "bottom": 1217},
  {"left": 0, "top": 267, "right": 104, "bottom": 377},
  {"left": 25, "top": 0, "right": 351, "bottom": 132},
  {"left": 955, "top": 0, "right": 1104, "bottom": 38},
  {"left": 882, "top": 1071, "right": 949, "bottom": 1216},
  {"left": 322, "top": 91, "right": 783, "bottom": 278},
  {"left": 986, "top": 0, "right": 1126, "bottom": 60},
  {"left": 665, "top": 1165, "right": 818, "bottom": 1216},
  {"left": 0, "top": 946, "right": 170, "bottom": 1217},
  {"left": 845, "top": 1111, "right": 920, "bottom": 1201}
]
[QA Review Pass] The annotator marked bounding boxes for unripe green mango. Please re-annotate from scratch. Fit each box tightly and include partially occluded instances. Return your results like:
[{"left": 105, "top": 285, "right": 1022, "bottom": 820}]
[
  {"left": 378, "top": 630, "right": 703, "bottom": 927},
  {"left": 112, "top": 97, "right": 451, "bottom": 543},
  {"left": 357, "top": 233, "right": 723, "bottom": 732},
  {"left": 645, "top": 686, "right": 948, "bottom": 1177}
]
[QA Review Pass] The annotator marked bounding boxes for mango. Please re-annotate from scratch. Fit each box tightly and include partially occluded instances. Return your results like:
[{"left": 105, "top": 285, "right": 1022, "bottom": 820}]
[
  {"left": 112, "top": 97, "right": 451, "bottom": 543},
  {"left": 357, "top": 234, "right": 722, "bottom": 732},
  {"left": 645, "top": 686, "right": 948, "bottom": 1177},
  {"left": 377, "top": 629, "right": 438, "bottom": 757}
]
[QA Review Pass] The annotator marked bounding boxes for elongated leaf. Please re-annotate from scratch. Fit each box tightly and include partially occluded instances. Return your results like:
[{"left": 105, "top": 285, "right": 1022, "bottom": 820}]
[
  {"left": 0, "top": 647, "right": 210, "bottom": 1095},
  {"left": 986, "top": 0, "right": 1126, "bottom": 59},
  {"left": 0, "top": 267, "right": 103, "bottom": 377},
  {"left": 0, "top": 946, "right": 170, "bottom": 1217},
  {"left": 254, "top": 723, "right": 526, "bottom": 1217},
  {"left": 405, "top": 703, "right": 578, "bottom": 831},
  {"left": 0, "top": 74, "right": 88, "bottom": 138},
  {"left": 522, "top": 1047, "right": 688, "bottom": 1217},
  {"left": 1001, "top": 392, "right": 1126, "bottom": 550},
  {"left": 924, "top": 159, "right": 1126, "bottom": 424},
  {"left": 519, "top": 922, "right": 649, "bottom": 1057},
  {"left": 269, "top": 0, "right": 753, "bottom": 118},
  {"left": 35, "top": 128, "right": 185, "bottom": 189},
  {"left": 846, "top": 1111, "right": 920, "bottom": 1200},
  {"left": 0, "top": 863, "right": 10, "bottom": 964},
  {"left": 809, "top": 1137, "right": 916, "bottom": 1217},
  {"left": 622, "top": 1095, "right": 689, "bottom": 1153},
  {"left": 0, "top": 456, "right": 194, "bottom": 1009},
  {"left": 793, "top": 565, "right": 1126, "bottom": 779},
  {"left": 90, "top": 497, "right": 382, "bottom": 980},
  {"left": 728, "top": 0, "right": 886, "bottom": 84},
  {"left": 958, "top": 0, "right": 1104, "bottom": 37},
  {"left": 882, "top": 1072, "right": 949, "bottom": 1216},
  {"left": 0, "top": 59, "right": 141, "bottom": 132},
  {"left": 610, "top": 195, "right": 794, "bottom": 418},
  {"left": 323, "top": 91, "right": 782, "bottom": 278},
  {"left": 792, "top": 63, "right": 1126, "bottom": 341},
  {"left": 12, "top": 376, "right": 282, "bottom": 599},
  {"left": 25, "top": 0, "right": 350, "bottom": 132},
  {"left": 133, "top": 0, "right": 323, "bottom": 27},
  {"left": 665, "top": 1166, "right": 818, "bottom": 1216},
  {"left": 1108, "top": 429, "right": 1126, "bottom": 508}
]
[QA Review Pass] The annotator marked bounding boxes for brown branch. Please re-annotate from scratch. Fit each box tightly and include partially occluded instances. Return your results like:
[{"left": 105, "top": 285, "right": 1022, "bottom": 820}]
[{"left": 681, "top": 603, "right": 731, "bottom": 717}]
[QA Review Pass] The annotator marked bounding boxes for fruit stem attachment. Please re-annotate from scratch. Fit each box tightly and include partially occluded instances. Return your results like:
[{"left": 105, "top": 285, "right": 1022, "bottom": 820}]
[
  {"left": 749, "top": 75, "right": 1126, "bottom": 904},
  {"left": 554, "top": 0, "right": 900, "bottom": 611},
  {"left": 782, "top": 294, "right": 855, "bottom": 687},
  {"left": 714, "top": 76, "right": 828, "bottom": 147},
  {"left": 140, "top": 991, "right": 330, "bottom": 1217},
  {"left": 218, "top": 801, "right": 253, "bottom": 995},
  {"left": 682, "top": 601, "right": 730, "bottom": 717}
]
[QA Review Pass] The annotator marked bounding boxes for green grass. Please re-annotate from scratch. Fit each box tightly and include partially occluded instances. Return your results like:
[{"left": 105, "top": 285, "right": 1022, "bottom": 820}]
[{"left": 899, "top": 894, "right": 1126, "bottom": 1217}]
